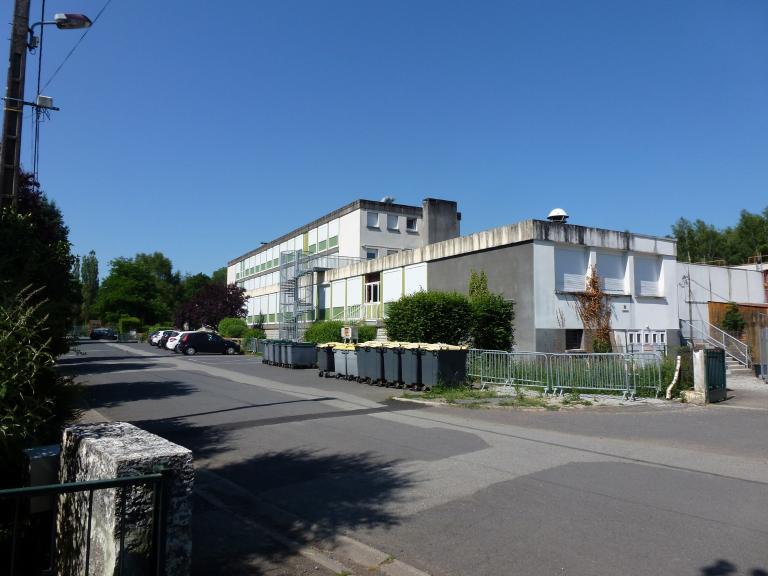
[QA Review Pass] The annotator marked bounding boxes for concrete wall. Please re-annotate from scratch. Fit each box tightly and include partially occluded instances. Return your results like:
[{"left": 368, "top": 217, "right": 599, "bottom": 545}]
[
  {"left": 422, "top": 198, "right": 460, "bottom": 245},
  {"left": 677, "top": 263, "right": 767, "bottom": 326},
  {"left": 426, "top": 243, "right": 534, "bottom": 350}
]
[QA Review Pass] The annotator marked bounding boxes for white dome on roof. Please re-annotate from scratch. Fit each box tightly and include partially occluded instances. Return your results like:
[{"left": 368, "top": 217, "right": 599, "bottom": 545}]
[{"left": 547, "top": 208, "right": 569, "bottom": 223}]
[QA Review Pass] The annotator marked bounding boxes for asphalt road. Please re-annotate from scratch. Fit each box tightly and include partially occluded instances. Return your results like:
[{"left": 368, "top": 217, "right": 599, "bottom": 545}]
[{"left": 61, "top": 341, "right": 768, "bottom": 576}]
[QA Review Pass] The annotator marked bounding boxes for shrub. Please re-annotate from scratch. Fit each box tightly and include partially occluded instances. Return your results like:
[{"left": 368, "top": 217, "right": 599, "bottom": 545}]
[
  {"left": 118, "top": 316, "right": 142, "bottom": 334},
  {"left": 242, "top": 327, "right": 266, "bottom": 352},
  {"left": 1, "top": 289, "right": 82, "bottom": 487},
  {"left": 385, "top": 291, "right": 472, "bottom": 345},
  {"left": 304, "top": 321, "right": 377, "bottom": 344},
  {"left": 470, "top": 292, "right": 514, "bottom": 350},
  {"left": 218, "top": 317, "right": 248, "bottom": 338}
]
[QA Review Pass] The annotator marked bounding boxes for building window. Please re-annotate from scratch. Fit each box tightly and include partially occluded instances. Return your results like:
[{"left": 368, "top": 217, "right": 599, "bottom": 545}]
[
  {"left": 406, "top": 217, "right": 417, "bottom": 231},
  {"left": 565, "top": 329, "right": 583, "bottom": 350},
  {"left": 367, "top": 212, "right": 379, "bottom": 228},
  {"left": 366, "top": 248, "right": 378, "bottom": 260},
  {"left": 387, "top": 249, "right": 398, "bottom": 256},
  {"left": 387, "top": 214, "right": 399, "bottom": 230}
]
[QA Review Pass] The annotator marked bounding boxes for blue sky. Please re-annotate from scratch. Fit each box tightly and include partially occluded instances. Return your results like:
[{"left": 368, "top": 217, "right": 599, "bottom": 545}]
[{"left": 4, "top": 0, "right": 767, "bottom": 278}]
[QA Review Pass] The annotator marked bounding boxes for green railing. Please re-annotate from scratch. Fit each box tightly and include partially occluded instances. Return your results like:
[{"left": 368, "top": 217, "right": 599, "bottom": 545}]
[{"left": 0, "top": 471, "right": 169, "bottom": 576}]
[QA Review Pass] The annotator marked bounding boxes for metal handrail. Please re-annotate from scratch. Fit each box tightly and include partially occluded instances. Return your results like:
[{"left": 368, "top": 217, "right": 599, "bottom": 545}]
[{"left": 680, "top": 319, "right": 751, "bottom": 368}]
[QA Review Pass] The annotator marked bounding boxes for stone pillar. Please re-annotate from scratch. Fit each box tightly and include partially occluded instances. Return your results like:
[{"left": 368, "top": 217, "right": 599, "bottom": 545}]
[
  {"left": 688, "top": 349, "right": 709, "bottom": 404},
  {"left": 56, "top": 422, "right": 194, "bottom": 576}
]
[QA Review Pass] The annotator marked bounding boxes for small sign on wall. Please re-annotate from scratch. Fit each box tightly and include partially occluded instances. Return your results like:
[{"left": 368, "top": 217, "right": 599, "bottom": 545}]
[{"left": 341, "top": 326, "right": 358, "bottom": 340}]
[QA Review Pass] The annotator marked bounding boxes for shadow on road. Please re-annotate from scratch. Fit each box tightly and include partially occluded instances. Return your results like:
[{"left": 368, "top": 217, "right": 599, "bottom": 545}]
[
  {"left": 85, "top": 380, "right": 198, "bottom": 410},
  {"left": 58, "top": 361, "right": 173, "bottom": 376},
  {"left": 192, "top": 448, "right": 416, "bottom": 575},
  {"left": 700, "top": 560, "right": 768, "bottom": 575}
]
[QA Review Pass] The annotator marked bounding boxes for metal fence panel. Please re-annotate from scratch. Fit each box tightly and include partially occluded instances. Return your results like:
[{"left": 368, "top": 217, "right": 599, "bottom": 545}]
[{"left": 468, "top": 349, "right": 662, "bottom": 398}]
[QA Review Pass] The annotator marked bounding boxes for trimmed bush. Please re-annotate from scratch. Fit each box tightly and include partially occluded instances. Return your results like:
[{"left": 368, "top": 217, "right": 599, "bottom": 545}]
[
  {"left": 304, "top": 321, "right": 377, "bottom": 344},
  {"left": 218, "top": 317, "right": 248, "bottom": 338},
  {"left": 385, "top": 291, "right": 472, "bottom": 345},
  {"left": 117, "top": 316, "right": 141, "bottom": 334}
]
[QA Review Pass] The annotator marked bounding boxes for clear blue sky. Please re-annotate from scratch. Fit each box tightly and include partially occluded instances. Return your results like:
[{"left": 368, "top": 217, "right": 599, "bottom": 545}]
[{"left": 4, "top": 0, "right": 767, "bottom": 278}]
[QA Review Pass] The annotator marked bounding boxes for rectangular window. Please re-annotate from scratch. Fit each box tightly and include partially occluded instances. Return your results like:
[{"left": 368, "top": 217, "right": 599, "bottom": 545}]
[
  {"left": 596, "top": 252, "right": 627, "bottom": 293},
  {"left": 565, "top": 329, "right": 583, "bottom": 350},
  {"left": 366, "top": 248, "right": 378, "bottom": 260},
  {"left": 367, "top": 212, "right": 379, "bottom": 228},
  {"left": 406, "top": 217, "right": 417, "bottom": 231},
  {"left": 328, "top": 236, "right": 338, "bottom": 248},
  {"left": 387, "top": 215, "right": 399, "bottom": 230},
  {"left": 387, "top": 249, "right": 398, "bottom": 256},
  {"left": 318, "top": 240, "right": 327, "bottom": 252},
  {"left": 555, "top": 248, "right": 587, "bottom": 292}
]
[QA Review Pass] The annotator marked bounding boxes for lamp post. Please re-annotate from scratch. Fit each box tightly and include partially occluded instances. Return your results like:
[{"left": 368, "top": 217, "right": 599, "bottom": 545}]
[{"left": 0, "top": 0, "right": 91, "bottom": 210}]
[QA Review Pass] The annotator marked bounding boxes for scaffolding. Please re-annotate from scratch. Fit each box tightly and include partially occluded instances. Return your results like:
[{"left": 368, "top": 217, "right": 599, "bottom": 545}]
[{"left": 278, "top": 251, "right": 362, "bottom": 341}]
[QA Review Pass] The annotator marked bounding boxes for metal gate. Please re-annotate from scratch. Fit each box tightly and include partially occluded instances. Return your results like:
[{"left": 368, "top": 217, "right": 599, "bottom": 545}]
[{"left": 704, "top": 348, "right": 727, "bottom": 403}]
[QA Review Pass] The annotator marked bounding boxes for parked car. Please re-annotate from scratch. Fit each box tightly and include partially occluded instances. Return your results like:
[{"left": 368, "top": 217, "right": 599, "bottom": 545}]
[
  {"left": 165, "top": 331, "right": 194, "bottom": 352},
  {"left": 150, "top": 329, "right": 175, "bottom": 346},
  {"left": 176, "top": 332, "right": 240, "bottom": 356},
  {"left": 157, "top": 330, "right": 179, "bottom": 350},
  {"left": 90, "top": 328, "right": 118, "bottom": 340}
]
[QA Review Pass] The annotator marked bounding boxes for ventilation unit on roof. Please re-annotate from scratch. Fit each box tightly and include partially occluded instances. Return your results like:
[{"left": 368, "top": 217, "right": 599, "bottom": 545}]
[
  {"left": 381, "top": 196, "right": 396, "bottom": 204},
  {"left": 547, "top": 208, "right": 569, "bottom": 223}
]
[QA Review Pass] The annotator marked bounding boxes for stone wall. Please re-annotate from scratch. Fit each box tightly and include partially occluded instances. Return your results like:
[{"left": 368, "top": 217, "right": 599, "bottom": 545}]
[{"left": 57, "top": 422, "right": 193, "bottom": 576}]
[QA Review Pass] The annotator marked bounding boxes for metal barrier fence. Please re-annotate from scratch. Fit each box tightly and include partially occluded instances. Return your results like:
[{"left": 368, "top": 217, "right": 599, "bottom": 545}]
[
  {"left": 468, "top": 349, "right": 662, "bottom": 398},
  {"left": 0, "top": 472, "right": 168, "bottom": 576}
]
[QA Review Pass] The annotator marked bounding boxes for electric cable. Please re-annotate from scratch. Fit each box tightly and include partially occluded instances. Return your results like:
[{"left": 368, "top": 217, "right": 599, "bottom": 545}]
[{"left": 41, "top": 0, "right": 115, "bottom": 91}]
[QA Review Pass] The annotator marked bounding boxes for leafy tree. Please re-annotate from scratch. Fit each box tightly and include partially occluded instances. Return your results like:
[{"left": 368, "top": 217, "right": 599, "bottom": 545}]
[
  {"left": 385, "top": 292, "right": 472, "bottom": 344},
  {"left": 671, "top": 208, "right": 768, "bottom": 265},
  {"left": 174, "top": 283, "right": 247, "bottom": 329},
  {"left": 211, "top": 267, "right": 228, "bottom": 285},
  {"left": 96, "top": 258, "right": 163, "bottom": 324},
  {"left": 468, "top": 270, "right": 490, "bottom": 300},
  {"left": 720, "top": 303, "right": 746, "bottom": 336},
  {"left": 0, "top": 173, "right": 81, "bottom": 354},
  {"left": 80, "top": 250, "right": 99, "bottom": 322},
  {"left": 179, "top": 272, "right": 211, "bottom": 302}
]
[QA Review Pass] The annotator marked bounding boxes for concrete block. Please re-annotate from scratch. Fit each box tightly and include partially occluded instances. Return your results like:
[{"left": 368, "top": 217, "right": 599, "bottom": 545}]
[
  {"left": 681, "top": 389, "right": 707, "bottom": 405},
  {"left": 56, "top": 422, "right": 193, "bottom": 576}
]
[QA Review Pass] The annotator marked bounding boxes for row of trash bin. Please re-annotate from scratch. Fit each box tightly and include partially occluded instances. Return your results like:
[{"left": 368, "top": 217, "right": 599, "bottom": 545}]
[
  {"left": 317, "top": 341, "right": 468, "bottom": 389},
  {"left": 261, "top": 340, "right": 317, "bottom": 369}
]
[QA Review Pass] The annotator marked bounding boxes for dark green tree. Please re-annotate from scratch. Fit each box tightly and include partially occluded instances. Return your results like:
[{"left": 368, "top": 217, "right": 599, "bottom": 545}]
[
  {"left": 96, "top": 258, "right": 165, "bottom": 325},
  {"left": 80, "top": 250, "right": 99, "bottom": 323},
  {"left": 0, "top": 173, "right": 81, "bottom": 354},
  {"left": 467, "top": 271, "right": 514, "bottom": 350},
  {"left": 211, "top": 266, "right": 228, "bottom": 285},
  {"left": 720, "top": 302, "right": 746, "bottom": 336}
]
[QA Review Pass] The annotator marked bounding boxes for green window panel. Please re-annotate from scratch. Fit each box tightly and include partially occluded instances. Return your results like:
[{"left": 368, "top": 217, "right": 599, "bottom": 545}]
[
  {"left": 328, "top": 236, "right": 338, "bottom": 248},
  {"left": 309, "top": 244, "right": 317, "bottom": 254},
  {"left": 332, "top": 306, "right": 344, "bottom": 319},
  {"left": 269, "top": 313, "right": 276, "bottom": 323},
  {"left": 318, "top": 240, "right": 327, "bottom": 252}
]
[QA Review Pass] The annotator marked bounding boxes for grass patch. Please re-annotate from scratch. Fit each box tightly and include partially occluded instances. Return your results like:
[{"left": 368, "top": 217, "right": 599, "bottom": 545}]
[
  {"left": 497, "top": 396, "right": 550, "bottom": 409},
  {"left": 419, "top": 385, "right": 498, "bottom": 403}
]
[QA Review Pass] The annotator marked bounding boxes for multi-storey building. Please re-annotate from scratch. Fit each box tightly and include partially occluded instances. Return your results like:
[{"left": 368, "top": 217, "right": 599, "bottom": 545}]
[{"left": 227, "top": 197, "right": 460, "bottom": 337}]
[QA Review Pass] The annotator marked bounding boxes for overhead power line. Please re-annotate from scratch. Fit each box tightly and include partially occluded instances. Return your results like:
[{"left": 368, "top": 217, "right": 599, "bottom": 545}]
[{"left": 41, "top": 0, "right": 115, "bottom": 91}]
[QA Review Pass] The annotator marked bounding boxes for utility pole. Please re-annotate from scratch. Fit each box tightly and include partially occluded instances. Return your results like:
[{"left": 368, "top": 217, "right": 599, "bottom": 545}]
[{"left": 0, "top": 0, "right": 32, "bottom": 210}]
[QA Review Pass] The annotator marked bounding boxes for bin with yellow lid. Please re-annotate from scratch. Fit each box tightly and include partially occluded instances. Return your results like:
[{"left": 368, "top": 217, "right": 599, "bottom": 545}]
[{"left": 357, "top": 340, "right": 385, "bottom": 384}]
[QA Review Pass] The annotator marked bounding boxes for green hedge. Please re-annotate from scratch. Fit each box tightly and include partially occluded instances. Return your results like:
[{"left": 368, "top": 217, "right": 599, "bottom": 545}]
[
  {"left": 385, "top": 291, "right": 472, "bottom": 345},
  {"left": 117, "top": 316, "right": 142, "bottom": 334},
  {"left": 218, "top": 317, "right": 248, "bottom": 338},
  {"left": 470, "top": 293, "right": 515, "bottom": 350},
  {"left": 304, "top": 321, "right": 377, "bottom": 344}
]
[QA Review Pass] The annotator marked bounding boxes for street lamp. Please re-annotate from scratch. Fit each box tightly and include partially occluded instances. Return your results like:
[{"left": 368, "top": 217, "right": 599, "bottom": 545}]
[{"left": 0, "top": 0, "right": 92, "bottom": 210}]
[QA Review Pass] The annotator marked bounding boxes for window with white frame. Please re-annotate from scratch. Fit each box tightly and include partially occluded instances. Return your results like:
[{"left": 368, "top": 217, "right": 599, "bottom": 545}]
[
  {"left": 634, "top": 257, "right": 662, "bottom": 297},
  {"left": 367, "top": 212, "right": 380, "bottom": 228},
  {"left": 387, "top": 214, "right": 399, "bottom": 230},
  {"left": 366, "top": 247, "right": 378, "bottom": 260},
  {"left": 555, "top": 247, "right": 587, "bottom": 292},
  {"left": 596, "top": 252, "right": 627, "bottom": 293}
]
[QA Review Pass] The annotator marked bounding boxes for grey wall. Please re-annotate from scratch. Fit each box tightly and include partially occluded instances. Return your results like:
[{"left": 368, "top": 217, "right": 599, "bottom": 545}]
[
  {"left": 422, "top": 198, "right": 460, "bottom": 245},
  {"left": 426, "top": 242, "right": 535, "bottom": 350}
]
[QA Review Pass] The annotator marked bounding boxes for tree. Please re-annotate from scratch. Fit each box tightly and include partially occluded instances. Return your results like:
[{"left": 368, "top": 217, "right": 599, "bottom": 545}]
[
  {"left": 96, "top": 258, "right": 164, "bottom": 325},
  {"left": 80, "top": 250, "right": 99, "bottom": 323},
  {"left": 467, "top": 271, "right": 514, "bottom": 350},
  {"left": 174, "top": 283, "right": 247, "bottom": 329},
  {"left": 218, "top": 317, "right": 248, "bottom": 337},
  {"left": 179, "top": 272, "right": 211, "bottom": 302},
  {"left": 720, "top": 303, "right": 746, "bottom": 336},
  {"left": 211, "top": 267, "right": 228, "bottom": 285},
  {"left": 0, "top": 173, "right": 81, "bottom": 354},
  {"left": 574, "top": 266, "right": 612, "bottom": 352}
]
